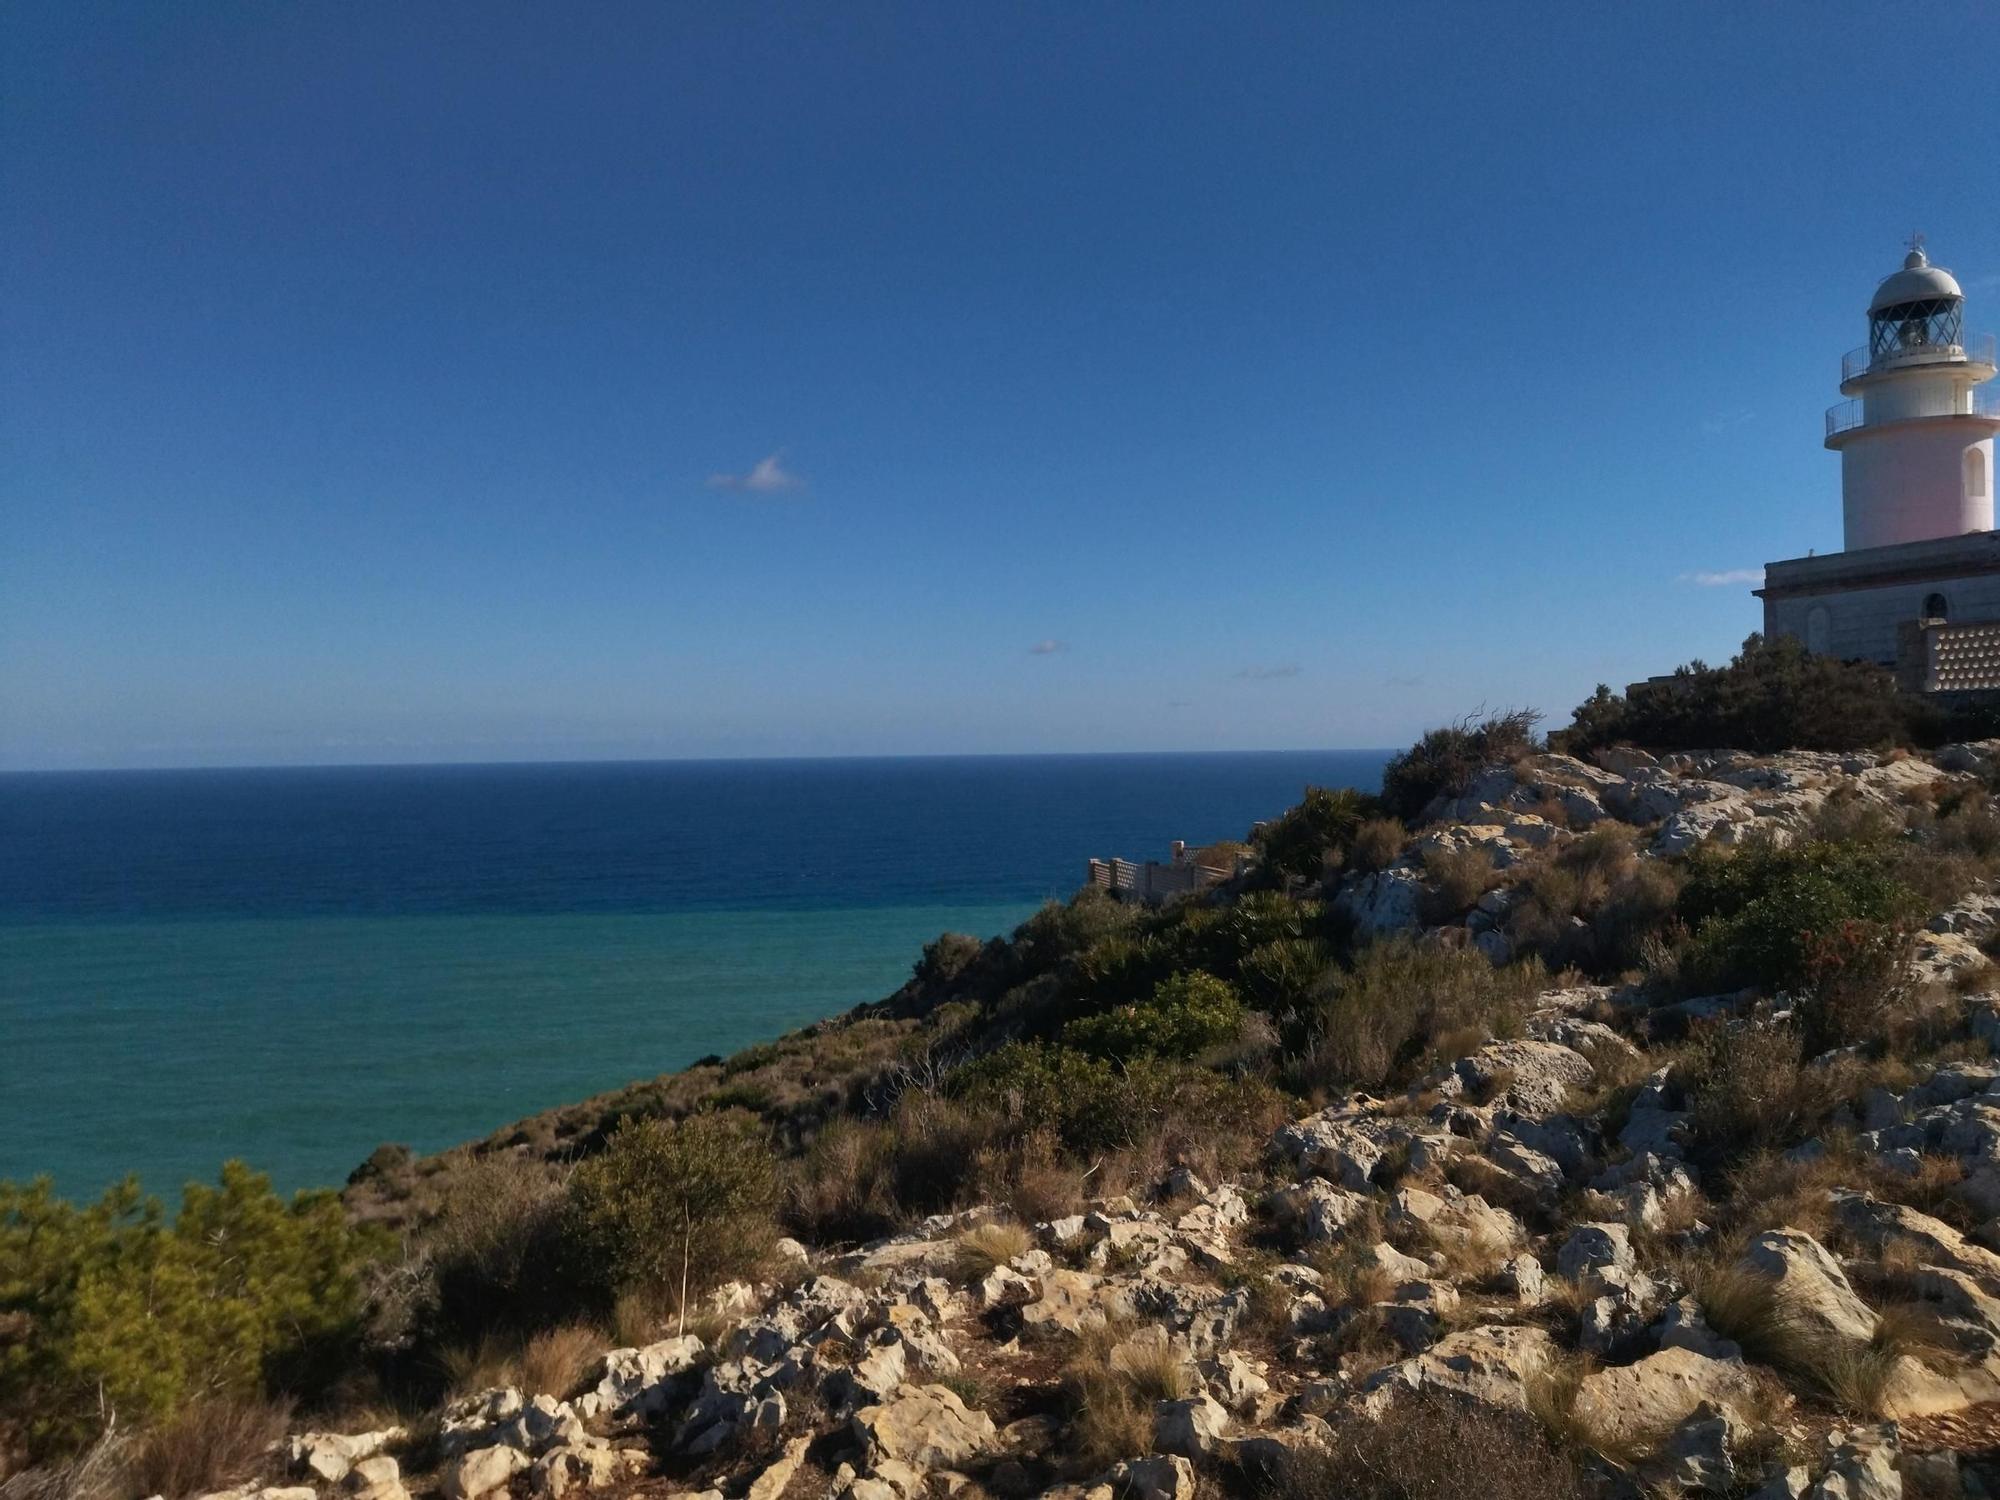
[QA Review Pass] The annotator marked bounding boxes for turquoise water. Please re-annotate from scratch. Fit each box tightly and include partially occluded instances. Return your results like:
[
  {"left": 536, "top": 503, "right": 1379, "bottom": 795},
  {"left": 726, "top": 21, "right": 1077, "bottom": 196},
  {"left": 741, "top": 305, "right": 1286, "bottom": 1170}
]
[
  {"left": 1, "top": 752, "right": 1389, "bottom": 1198},
  {"left": 1, "top": 904, "right": 1036, "bottom": 1198}
]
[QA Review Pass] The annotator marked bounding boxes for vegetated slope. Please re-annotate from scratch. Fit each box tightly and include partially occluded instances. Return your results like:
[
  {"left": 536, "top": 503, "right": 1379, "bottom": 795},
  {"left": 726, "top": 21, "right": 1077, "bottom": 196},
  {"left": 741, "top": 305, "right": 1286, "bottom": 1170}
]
[{"left": 19, "top": 644, "right": 2000, "bottom": 1500}]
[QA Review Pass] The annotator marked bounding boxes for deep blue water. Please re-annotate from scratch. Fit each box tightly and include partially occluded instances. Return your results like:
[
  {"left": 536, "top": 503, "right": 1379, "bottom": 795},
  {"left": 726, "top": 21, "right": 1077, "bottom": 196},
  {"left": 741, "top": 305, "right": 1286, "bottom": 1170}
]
[{"left": 0, "top": 752, "right": 1387, "bottom": 1198}]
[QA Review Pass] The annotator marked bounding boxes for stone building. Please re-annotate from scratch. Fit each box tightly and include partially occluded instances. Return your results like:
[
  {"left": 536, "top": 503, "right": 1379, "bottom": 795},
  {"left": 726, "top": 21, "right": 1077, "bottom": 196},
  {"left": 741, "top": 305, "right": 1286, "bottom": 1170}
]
[{"left": 1758, "top": 243, "right": 2000, "bottom": 694}]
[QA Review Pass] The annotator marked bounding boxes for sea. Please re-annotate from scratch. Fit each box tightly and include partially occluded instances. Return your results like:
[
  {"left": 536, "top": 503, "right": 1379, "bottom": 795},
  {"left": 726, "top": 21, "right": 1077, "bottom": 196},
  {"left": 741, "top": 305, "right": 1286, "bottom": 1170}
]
[{"left": 0, "top": 751, "right": 1388, "bottom": 1201}]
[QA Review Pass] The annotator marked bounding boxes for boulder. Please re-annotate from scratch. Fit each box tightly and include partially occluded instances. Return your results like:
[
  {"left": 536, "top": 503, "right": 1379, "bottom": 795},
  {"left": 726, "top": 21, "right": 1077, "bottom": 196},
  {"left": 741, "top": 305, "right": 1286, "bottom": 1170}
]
[
  {"left": 1573, "top": 1348, "right": 1762, "bottom": 1446},
  {"left": 1830, "top": 1192, "right": 2000, "bottom": 1285},
  {"left": 1358, "top": 1324, "right": 1555, "bottom": 1414},
  {"left": 1806, "top": 1432, "right": 1901, "bottom": 1500},
  {"left": 344, "top": 1457, "right": 407, "bottom": 1500},
  {"left": 852, "top": 1385, "right": 998, "bottom": 1471},
  {"left": 1740, "top": 1230, "right": 1877, "bottom": 1346},
  {"left": 1656, "top": 1403, "right": 1740, "bottom": 1494},
  {"left": 745, "top": 1436, "right": 812, "bottom": 1500},
  {"left": 1337, "top": 868, "right": 1424, "bottom": 934},
  {"left": 1020, "top": 1268, "right": 1136, "bottom": 1333},
  {"left": 1449, "top": 1040, "right": 1594, "bottom": 1117},
  {"left": 444, "top": 1445, "right": 531, "bottom": 1500},
  {"left": 1556, "top": 1222, "right": 1634, "bottom": 1281},
  {"left": 577, "top": 1336, "right": 704, "bottom": 1419},
  {"left": 1107, "top": 1456, "right": 1195, "bottom": 1500},
  {"left": 1152, "top": 1394, "right": 1229, "bottom": 1459}
]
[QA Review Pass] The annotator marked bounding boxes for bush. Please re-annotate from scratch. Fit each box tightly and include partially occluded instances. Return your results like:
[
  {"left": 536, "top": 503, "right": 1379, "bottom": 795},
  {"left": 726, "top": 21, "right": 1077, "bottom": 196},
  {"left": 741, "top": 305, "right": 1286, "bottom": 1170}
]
[
  {"left": 1237, "top": 937, "right": 1335, "bottom": 1016},
  {"left": 1682, "top": 1024, "right": 1841, "bottom": 1165},
  {"left": 1254, "top": 787, "right": 1379, "bottom": 883},
  {"left": 953, "top": 1044, "right": 1284, "bottom": 1160},
  {"left": 1290, "top": 939, "right": 1544, "bottom": 1093},
  {"left": 1010, "top": 891, "right": 1142, "bottom": 980},
  {"left": 566, "top": 1113, "right": 779, "bottom": 1322},
  {"left": 1380, "top": 710, "right": 1542, "bottom": 823},
  {"left": 0, "top": 1164, "right": 382, "bottom": 1459},
  {"left": 126, "top": 1395, "right": 290, "bottom": 1500},
  {"left": 1062, "top": 971, "right": 1245, "bottom": 1061},
  {"left": 1419, "top": 845, "right": 1495, "bottom": 924},
  {"left": 912, "top": 932, "right": 985, "bottom": 990},
  {"left": 1504, "top": 826, "right": 1682, "bottom": 975},
  {"left": 425, "top": 1153, "right": 574, "bottom": 1341},
  {"left": 1555, "top": 634, "right": 1935, "bottom": 755},
  {"left": 1796, "top": 919, "right": 1915, "bottom": 1053},
  {"left": 1348, "top": 817, "right": 1407, "bottom": 873},
  {"left": 1675, "top": 839, "right": 1923, "bottom": 996},
  {"left": 1254, "top": 1393, "right": 1580, "bottom": 1500}
]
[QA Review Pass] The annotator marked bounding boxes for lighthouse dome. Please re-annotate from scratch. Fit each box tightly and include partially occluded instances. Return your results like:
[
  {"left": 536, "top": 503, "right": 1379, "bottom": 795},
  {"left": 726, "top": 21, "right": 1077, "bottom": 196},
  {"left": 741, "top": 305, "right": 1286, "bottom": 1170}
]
[{"left": 1869, "top": 248, "right": 1964, "bottom": 314}]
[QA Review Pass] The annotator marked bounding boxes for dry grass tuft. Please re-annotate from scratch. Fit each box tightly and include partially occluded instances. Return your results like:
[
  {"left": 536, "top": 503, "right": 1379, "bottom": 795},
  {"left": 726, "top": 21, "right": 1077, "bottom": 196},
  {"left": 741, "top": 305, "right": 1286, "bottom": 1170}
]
[
  {"left": 0, "top": 1428, "right": 132, "bottom": 1500},
  {"left": 954, "top": 1221, "right": 1033, "bottom": 1281},
  {"left": 441, "top": 1320, "right": 607, "bottom": 1400},
  {"left": 126, "top": 1397, "right": 291, "bottom": 1500},
  {"left": 1059, "top": 1321, "right": 1188, "bottom": 1470}
]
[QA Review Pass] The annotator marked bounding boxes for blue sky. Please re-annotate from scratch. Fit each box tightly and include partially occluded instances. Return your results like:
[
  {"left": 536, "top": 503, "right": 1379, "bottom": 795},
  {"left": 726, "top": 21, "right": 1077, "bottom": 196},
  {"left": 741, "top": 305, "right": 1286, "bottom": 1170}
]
[{"left": 4, "top": 3, "right": 1997, "bottom": 770}]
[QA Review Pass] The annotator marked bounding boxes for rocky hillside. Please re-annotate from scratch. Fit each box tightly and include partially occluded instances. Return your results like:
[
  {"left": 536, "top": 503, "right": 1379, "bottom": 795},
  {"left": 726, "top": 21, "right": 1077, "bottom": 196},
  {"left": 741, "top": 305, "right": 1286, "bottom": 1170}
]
[
  {"left": 180, "top": 738, "right": 2000, "bottom": 1500},
  {"left": 22, "top": 722, "right": 2000, "bottom": 1500}
]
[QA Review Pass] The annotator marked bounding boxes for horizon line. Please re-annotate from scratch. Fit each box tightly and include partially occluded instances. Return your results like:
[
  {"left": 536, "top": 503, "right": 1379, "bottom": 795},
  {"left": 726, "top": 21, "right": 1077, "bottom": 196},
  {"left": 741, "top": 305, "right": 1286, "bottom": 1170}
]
[{"left": 0, "top": 745, "right": 1400, "bottom": 778}]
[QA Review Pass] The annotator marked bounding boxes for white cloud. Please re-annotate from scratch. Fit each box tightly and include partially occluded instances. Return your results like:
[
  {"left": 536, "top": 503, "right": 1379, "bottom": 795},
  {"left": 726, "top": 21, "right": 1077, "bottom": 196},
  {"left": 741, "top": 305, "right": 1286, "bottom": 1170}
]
[
  {"left": 707, "top": 452, "right": 805, "bottom": 494},
  {"left": 1679, "top": 568, "right": 1765, "bottom": 587},
  {"left": 1235, "top": 663, "right": 1302, "bottom": 680},
  {"left": 1027, "top": 639, "right": 1069, "bottom": 656}
]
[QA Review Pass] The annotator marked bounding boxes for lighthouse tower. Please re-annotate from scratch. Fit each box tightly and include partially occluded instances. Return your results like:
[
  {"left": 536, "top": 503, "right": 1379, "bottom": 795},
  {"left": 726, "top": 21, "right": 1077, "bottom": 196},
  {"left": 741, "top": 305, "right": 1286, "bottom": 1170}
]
[
  {"left": 1761, "top": 242, "right": 2000, "bottom": 692},
  {"left": 1826, "top": 244, "right": 1999, "bottom": 550}
]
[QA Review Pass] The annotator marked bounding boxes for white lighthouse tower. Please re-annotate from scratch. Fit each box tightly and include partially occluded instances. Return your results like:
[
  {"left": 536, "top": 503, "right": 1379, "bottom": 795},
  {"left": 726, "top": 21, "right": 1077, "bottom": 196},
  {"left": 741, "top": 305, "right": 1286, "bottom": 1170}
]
[
  {"left": 1761, "top": 242, "right": 2000, "bottom": 693},
  {"left": 1826, "top": 243, "right": 1999, "bottom": 549}
]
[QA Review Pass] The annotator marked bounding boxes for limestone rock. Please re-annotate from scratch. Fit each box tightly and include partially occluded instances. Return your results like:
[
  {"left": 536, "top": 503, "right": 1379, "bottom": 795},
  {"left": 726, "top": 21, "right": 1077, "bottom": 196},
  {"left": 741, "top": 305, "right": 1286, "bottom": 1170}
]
[
  {"left": 852, "top": 1384, "right": 998, "bottom": 1471},
  {"left": 1449, "top": 1039, "right": 1594, "bottom": 1117},
  {"left": 1573, "top": 1348, "right": 1762, "bottom": 1447},
  {"left": 444, "top": 1445, "right": 531, "bottom": 1500},
  {"left": 1106, "top": 1456, "right": 1195, "bottom": 1500},
  {"left": 577, "top": 1336, "right": 704, "bottom": 1419},
  {"left": 1358, "top": 1324, "right": 1555, "bottom": 1414},
  {"left": 1740, "top": 1230, "right": 1877, "bottom": 1346},
  {"left": 1020, "top": 1268, "right": 1136, "bottom": 1333},
  {"left": 744, "top": 1436, "right": 812, "bottom": 1500},
  {"left": 1556, "top": 1222, "right": 1634, "bottom": 1281},
  {"left": 288, "top": 1431, "right": 404, "bottom": 1486},
  {"left": 1806, "top": 1432, "right": 1901, "bottom": 1500},
  {"left": 1152, "top": 1394, "right": 1229, "bottom": 1459}
]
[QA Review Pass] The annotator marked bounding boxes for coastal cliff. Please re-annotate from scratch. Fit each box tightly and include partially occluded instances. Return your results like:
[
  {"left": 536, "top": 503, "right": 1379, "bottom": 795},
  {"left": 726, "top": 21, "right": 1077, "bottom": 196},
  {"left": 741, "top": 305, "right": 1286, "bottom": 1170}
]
[{"left": 19, "top": 643, "right": 2000, "bottom": 1500}]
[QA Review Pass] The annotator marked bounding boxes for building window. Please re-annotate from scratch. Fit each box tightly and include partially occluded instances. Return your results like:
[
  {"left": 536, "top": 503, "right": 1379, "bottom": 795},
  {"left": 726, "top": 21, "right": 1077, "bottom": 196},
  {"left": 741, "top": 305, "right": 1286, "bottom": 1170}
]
[
  {"left": 1970, "top": 449, "right": 1990, "bottom": 501},
  {"left": 1806, "top": 606, "right": 1831, "bottom": 653},
  {"left": 1925, "top": 592, "right": 1949, "bottom": 622}
]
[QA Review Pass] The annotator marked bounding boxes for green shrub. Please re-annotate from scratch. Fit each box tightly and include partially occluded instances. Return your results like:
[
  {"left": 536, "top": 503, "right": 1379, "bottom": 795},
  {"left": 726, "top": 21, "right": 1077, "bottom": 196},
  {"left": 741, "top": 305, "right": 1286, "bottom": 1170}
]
[
  {"left": 566, "top": 1113, "right": 779, "bottom": 1320},
  {"left": 1254, "top": 786, "right": 1378, "bottom": 882},
  {"left": 1062, "top": 971, "right": 1245, "bottom": 1061},
  {"left": 425, "top": 1152, "right": 575, "bottom": 1341},
  {"left": 912, "top": 932, "right": 986, "bottom": 990},
  {"left": 1682, "top": 1024, "right": 1842, "bottom": 1165},
  {"left": 1348, "top": 817, "right": 1407, "bottom": 873},
  {"left": 0, "top": 1164, "right": 382, "bottom": 1458},
  {"left": 1380, "top": 710, "right": 1541, "bottom": 823},
  {"left": 953, "top": 1043, "right": 1283, "bottom": 1158},
  {"left": 1554, "top": 634, "right": 1935, "bottom": 755},
  {"left": 1291, "top": 939, "right": 1544, "bottom": 1092},
  {"left": 1675, "top": 839, "right": 1923, "bottom": 995},
  {"left": 1237, "top": 937, "right": 1335, "bottom": 1016},
  {"left": 1796, "top": 919, "right": 1915, "bottom": 1053},
  {"left": 1010, "top": 890, "right": 1143, "bottom": 979}
]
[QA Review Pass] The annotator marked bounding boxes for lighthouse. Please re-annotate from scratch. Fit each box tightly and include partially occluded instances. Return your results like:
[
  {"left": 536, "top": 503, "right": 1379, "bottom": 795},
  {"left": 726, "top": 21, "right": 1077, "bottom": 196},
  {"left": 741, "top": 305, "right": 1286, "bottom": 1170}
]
[
  {"left": 1827, "top": 243, "right": 1999, "bottom": 550},
  {"left": 1760, "top": 243, "right": 2000, "bottom": 694}
]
